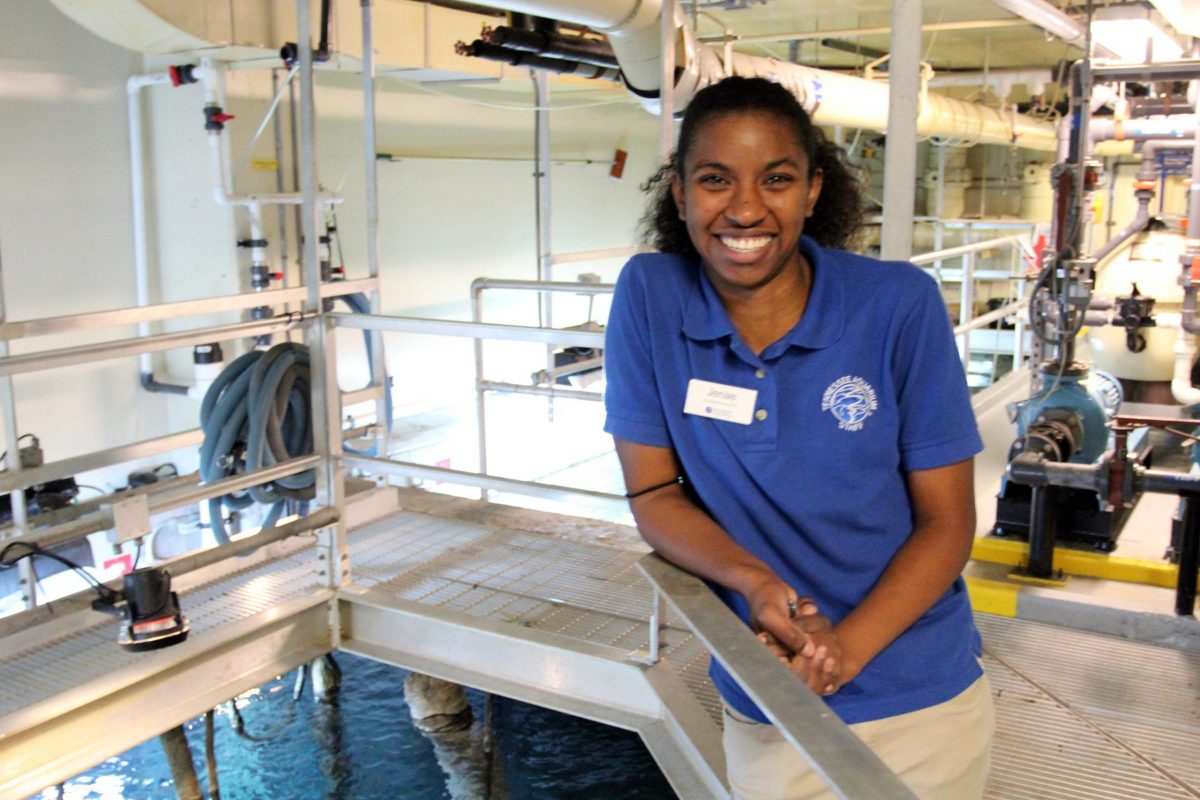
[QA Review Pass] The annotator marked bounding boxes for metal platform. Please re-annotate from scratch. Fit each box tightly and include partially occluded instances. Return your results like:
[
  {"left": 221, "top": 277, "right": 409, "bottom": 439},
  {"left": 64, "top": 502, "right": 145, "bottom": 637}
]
[{"left": 2, "top": 501, "right": 1199, "bottom": 799}]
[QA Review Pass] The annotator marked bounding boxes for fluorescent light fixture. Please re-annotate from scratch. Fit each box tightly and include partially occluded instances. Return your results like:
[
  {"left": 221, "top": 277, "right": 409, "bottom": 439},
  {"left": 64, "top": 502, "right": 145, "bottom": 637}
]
[
  {"left": 991, "top": 0, "right": 1088, "bottom": 45},
  {"left": 1091, "top": 4, "right": 1184, "bottom": 62},
  {"left": 990, "top": 0, "right": 1119, "bottom": 58}
]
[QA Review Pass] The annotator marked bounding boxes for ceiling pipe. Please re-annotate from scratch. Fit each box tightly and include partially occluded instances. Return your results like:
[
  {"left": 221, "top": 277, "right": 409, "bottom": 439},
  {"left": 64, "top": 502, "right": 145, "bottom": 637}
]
[{"left": 469, "top": 0, "right": 1059, "bottom": 150}]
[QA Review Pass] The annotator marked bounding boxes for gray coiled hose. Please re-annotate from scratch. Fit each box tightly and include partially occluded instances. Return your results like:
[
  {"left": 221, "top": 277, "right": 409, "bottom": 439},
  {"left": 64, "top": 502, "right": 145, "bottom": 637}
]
[{"left": 199, "top": 342, "right": 314, "bottom": 544}]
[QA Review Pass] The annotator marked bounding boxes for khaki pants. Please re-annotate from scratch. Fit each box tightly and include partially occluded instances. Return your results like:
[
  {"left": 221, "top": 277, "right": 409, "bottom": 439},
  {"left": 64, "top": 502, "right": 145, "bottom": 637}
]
[{"left": 723, "top": 675, "right": 994, "bottom": 800}]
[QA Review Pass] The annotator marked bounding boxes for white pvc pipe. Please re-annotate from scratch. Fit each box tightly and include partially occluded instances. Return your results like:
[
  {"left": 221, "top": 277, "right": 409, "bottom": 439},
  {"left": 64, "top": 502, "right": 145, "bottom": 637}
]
[
  {"left": 1172, "top": 329, "right": 1200, "bottom": 405},
  {"left": 201, "top": 59, "right": 341, "bottom": 208},
  {"left": 128, "top": 67, "right": 209, "bottom": 378}
]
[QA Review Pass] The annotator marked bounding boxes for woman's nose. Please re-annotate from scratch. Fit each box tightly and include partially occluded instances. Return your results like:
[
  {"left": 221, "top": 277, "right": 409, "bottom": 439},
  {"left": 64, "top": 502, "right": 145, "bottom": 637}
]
[{"left": 725, "top": 184, "right": 766, "bottom": 226}]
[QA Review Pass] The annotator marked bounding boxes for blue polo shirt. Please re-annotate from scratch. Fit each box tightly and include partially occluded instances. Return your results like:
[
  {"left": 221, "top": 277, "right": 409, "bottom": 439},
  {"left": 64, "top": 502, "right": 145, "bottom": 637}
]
[{"left": 603, "top": 236, "right": 984, "bottom": 725}]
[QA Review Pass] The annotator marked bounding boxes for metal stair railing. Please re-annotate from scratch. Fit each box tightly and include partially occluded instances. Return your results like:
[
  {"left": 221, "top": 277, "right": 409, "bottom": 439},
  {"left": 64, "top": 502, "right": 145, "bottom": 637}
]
[{"left": 637, "top": 553, "right": 918, "bottom": 800}]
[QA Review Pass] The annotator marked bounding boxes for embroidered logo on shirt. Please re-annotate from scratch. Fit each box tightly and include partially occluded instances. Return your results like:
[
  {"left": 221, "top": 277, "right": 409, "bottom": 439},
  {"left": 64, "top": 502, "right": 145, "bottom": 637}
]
[{"left": 821, "top": 376, "right": 878, "bottom": 431}]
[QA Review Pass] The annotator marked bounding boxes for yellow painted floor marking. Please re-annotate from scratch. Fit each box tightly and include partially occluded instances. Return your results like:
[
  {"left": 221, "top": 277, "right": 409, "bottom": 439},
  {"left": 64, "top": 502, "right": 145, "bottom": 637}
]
[{"left": 971, "top": 536, "right": 1178, "bottom": 588}]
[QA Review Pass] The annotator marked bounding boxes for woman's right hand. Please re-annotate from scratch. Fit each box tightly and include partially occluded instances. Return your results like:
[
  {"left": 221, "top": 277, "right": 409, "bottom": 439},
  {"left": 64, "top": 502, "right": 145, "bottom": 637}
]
[{"left": 744, "top": 575, "right": 842, "bottom": 695}]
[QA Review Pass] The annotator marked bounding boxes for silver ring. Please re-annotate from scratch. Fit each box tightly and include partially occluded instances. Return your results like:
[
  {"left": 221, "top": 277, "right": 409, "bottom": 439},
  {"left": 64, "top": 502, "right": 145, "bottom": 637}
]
[{"left": 787, "top": 598, "right": 799, "bottom": 618}]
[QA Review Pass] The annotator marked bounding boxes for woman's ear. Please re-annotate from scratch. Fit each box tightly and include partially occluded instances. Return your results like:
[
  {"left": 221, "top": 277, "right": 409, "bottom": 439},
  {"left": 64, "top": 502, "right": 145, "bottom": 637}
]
[
  {"left": 805, "top": 168, "right": 824, "bottom": 218},
  {"left": 671, "top": 178, "right": 686, "bottom": 220}
]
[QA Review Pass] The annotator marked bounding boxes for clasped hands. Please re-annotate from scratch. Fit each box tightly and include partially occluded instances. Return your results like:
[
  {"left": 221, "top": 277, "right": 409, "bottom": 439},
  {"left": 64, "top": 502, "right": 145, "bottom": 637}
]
[{"left": 748, "top": 581, "right": 846, "bottom": 697}]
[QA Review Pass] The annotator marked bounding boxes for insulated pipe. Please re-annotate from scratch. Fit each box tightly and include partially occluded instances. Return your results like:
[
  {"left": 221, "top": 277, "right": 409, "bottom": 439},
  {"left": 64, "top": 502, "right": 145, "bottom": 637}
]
[
  {"left": 483, "top": 25, "right": 620, "bottom": 69},
  {"left": 467, "top": 0, "right": 1060, "bottom": 149}
]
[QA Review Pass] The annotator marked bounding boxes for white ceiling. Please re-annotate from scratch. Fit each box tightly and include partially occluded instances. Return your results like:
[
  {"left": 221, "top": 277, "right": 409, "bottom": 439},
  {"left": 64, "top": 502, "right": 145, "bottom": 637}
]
[{"left": 676, "top": 0, "right": 1136, "bottom": 73}]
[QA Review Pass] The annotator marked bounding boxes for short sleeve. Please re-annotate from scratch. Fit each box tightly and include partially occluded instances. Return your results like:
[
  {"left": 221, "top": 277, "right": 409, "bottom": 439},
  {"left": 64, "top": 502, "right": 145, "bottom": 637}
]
[
  {"left": 892, "top": 272, "right": 984, "bottom": 472},
  {"left": 603, "top": 260, "right": 672, "bottom": 448}
]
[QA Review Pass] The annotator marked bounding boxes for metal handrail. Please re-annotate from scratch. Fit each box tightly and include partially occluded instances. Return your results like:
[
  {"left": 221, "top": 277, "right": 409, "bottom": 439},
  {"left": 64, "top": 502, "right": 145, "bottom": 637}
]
[
  {"left": 0, "top": 277, "right": 376, "bottom": 343},
  {"left": 330, "top": 312, "right": 605, "bottom": 348},
  {"left": 636, "top": 554, "right": 917, "bottom": 800},
  {"left": 340, "top": 453, "right": 628, "bottom": 512},
  {"left": 909, "top": 234, "right": 1025, "bottom": 266}
]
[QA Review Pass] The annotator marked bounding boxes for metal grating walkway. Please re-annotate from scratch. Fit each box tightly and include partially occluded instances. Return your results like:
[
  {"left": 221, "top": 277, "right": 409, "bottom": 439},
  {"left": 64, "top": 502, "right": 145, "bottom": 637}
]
[{"left": 2, "top": 503, "right": 1199, "bottom": 799}]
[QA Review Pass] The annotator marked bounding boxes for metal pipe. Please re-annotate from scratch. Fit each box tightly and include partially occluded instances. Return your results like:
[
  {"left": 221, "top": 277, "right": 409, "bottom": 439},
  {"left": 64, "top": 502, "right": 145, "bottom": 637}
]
[
  {"left": 0, "top": 239, "right": 32, "bottom": 608},
  {"left": 953, "top": 297, "right": 1027, "bottom": 336},
  {"left": 362, "top": 0, "right": 389, "bottom": 457},
  {"left": 341, "top": 454, "right": 629, "bottom": 512},
  {"left": 909, "top": 235, "right": 1025, "bottom": 265},
  {"left": 472, "top": 277, "right": 615, "bottom": 295},
  {"left": 883, "top": 0, "right": 916, "bottom": 262},
  {"left": 0, "top": 278, "right": 376, "bottom": 343},
  {"left": 1026, "top": 485, "right": 1058, "bottom": 579},
  {"left": 0, "top": 317, "right": 306, "bottom": 378},
  {"left": 297, "top": 0, "right": 350, "bottom": 594},
  {"left": 479, "top": 380, "right": 602, "bottom": 401},
  {"left": 659, "top": 0, "right": 676, "bottom": 157},
  {"left": 533, "top": 69, "right": 555, "bottom": 428},
  {"left": 272, "top": 68, "right": 292, "bottom": 293},
  {"left": 1176, "top": 495, "right": 1199, "bottom": 616},
  {"left": 330, "top": 312, "right": 606, "bottom": 348},
  {"left": 548, "top": 246, "right": 641, "bottom": 265},
  {"left": 959, "top": 250, "right": 976, "bottom": 367}
]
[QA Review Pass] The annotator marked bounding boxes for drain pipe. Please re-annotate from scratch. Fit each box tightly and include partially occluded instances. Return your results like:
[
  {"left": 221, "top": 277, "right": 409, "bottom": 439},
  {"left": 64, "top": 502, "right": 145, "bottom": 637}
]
[{"left": 129, "top": 65, "right": 208, "bottom": 395}]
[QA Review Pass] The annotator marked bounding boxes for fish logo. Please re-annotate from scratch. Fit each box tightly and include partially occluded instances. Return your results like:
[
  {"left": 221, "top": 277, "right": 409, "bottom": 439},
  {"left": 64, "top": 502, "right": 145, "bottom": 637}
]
[{"left": 821, "top": 376, "right": 878, "bottom": 432}]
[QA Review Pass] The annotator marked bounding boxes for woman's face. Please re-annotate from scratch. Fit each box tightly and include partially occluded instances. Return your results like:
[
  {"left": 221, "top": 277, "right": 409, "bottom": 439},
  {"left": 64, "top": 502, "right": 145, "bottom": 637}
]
[{"left": 672, "top": 111, "right": 823, "bottom": 297}]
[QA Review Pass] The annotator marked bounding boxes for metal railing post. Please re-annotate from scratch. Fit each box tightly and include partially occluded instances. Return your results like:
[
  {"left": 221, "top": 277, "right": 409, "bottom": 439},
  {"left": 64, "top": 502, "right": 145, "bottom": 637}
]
[
  {"left": 0, "top": 238, "right": 32, "bottom": 608},
  {"left": 361, "top": 0, "right": 388, "bottom": 459},
  {"left": 647, "top": 588, "right": 663, "bottom": 664},
  {"left": 472, "top": 283, "right": 490, "bottom": 498},
  {"left": 297, "top": 0, "right": 350, "bottom": 601},
  {"left": 961, "top": 250, "right": 976, "bottom": 368}
]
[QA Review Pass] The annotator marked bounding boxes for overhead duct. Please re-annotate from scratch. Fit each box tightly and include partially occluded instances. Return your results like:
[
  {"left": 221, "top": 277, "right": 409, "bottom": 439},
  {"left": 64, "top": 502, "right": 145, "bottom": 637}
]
[
  {"left": 50, "top": 0, "right": 1059, "bottom": 150},
  {"left": 468, "top": 0, "right": 1059, "bottom": 150}
]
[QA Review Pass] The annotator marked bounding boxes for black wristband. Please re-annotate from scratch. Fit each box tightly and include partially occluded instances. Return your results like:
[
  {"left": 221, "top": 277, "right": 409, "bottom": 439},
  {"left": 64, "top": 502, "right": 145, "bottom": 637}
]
[{"left": 625, "top": 475, "right": 684, "bottom": 499}]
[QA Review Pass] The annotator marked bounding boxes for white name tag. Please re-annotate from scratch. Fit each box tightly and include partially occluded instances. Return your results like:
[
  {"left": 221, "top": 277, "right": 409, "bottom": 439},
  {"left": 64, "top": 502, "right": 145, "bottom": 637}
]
[{"left": 684, "top": 379, "right": 758, "bottom": 425}]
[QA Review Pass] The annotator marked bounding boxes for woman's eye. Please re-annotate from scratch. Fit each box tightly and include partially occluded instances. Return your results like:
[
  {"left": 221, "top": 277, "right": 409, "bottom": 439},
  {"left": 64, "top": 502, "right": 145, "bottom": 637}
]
[
  {"left": 697, "top": 174, "right": 726, "bottom": 185},
  {"left": 764, "top": 174, "right": 794, "bottom": 186}
]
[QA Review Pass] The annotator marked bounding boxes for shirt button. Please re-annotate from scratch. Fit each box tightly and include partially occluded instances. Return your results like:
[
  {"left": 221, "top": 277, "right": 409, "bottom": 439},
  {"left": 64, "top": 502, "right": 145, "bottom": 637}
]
[
  {"left": 755, "top": 369, "right": 766, "bottom": 379},
  {"left": 755, "top": 409, "right": 768, "bottom": 421}
]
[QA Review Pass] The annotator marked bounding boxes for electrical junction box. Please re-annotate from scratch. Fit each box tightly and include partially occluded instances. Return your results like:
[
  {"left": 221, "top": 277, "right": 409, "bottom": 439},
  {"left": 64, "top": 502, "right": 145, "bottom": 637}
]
[{"left": 102, "top": 494, "right": 152, "bottom": 547}]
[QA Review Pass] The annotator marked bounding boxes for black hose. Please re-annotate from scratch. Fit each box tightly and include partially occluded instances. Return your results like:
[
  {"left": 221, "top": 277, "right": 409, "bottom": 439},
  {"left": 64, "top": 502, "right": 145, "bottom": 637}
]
[
  {"left": 198, "top": 294, "right": 389, "bottom": 542},
  {"left": 199, "top": 342, "right": 315, "bottom": 544}
]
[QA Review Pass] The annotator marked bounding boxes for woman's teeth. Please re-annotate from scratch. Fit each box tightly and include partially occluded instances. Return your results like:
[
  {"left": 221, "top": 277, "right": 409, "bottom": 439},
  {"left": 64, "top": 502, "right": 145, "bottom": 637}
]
[{"left": 720, "top": 235, "right": 771, "bottom": 252}]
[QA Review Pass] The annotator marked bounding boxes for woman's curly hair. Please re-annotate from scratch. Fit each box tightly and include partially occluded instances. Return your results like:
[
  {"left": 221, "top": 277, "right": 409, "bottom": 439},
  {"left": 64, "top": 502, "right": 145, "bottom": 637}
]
[{"left": 639, "top": 76, "right": 865, "bottom": 255}]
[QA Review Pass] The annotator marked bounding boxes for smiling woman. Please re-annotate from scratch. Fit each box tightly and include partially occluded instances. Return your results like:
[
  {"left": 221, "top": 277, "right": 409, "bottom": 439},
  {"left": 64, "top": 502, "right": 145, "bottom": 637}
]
[{"left": 605, "top": 76, "right": 993, "bottom": 800}]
